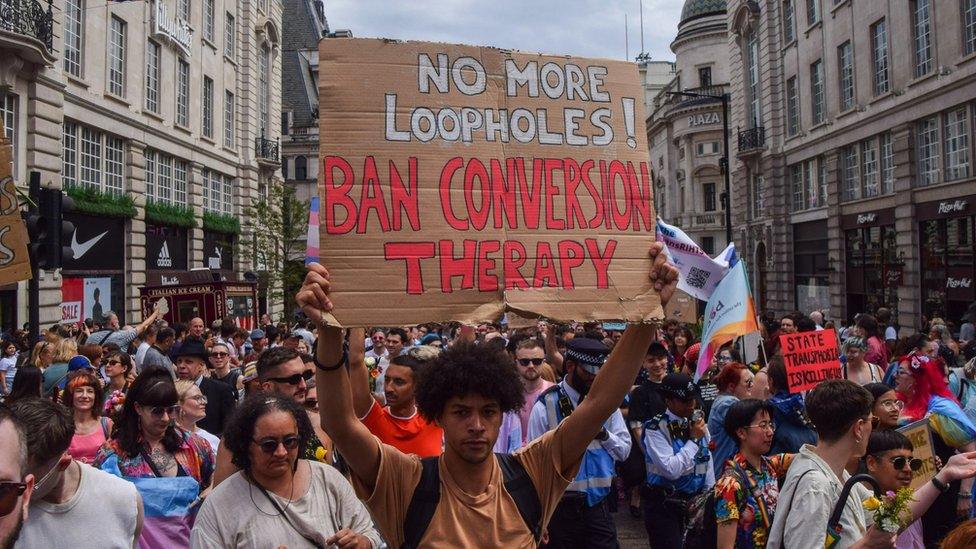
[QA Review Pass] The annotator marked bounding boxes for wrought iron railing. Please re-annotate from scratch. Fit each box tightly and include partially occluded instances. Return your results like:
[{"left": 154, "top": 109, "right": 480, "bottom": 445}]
[
  {"left": 737, "top": 126, "right": 765, "bottom": 152},
  {"left": 255, "top": 136, "right": 280, "bottom": 163},
  {"left": 0, "top": 0, "right": 54, "bottom": 52}
]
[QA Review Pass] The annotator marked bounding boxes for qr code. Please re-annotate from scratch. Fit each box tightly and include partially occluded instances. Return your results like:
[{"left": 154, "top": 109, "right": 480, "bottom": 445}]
[{"left": 687, "top": 267, "right": 710, "bottom": 289}]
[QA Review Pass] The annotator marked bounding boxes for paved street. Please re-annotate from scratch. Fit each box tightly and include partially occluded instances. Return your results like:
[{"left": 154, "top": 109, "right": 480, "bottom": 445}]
[{"left": 613, "top": 507, "right": 648, "bottom": 549}]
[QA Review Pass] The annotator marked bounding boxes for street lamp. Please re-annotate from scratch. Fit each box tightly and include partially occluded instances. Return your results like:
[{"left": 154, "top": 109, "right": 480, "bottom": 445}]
[{"left": 664, "top": 89, "right": 733, "bottom": 246}]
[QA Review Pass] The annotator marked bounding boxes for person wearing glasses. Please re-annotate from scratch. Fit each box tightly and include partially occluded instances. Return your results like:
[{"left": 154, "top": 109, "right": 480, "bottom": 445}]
[
  {"left": 93, "top": 366, "right": 213, "bottom": 548},
  {"left": 864, "top": 383, "right": 902, "bottom": 431},
  {"left": 191, "top": 394, "right": 381, "bottom": 548},
  {"left": 103, "top": 351, "right": 133, "bottom": 398},
  {"left": 10, "top": 398, "right": 142, "bottom": 548},
  {"left": 714, "top": 399, "right": 793, "bottom": 549},
  {"left": 0, "top": 404, "right": 33, "bottom": 549},
  {"left": 208, "top": 343, "right": 243, "bottom": 400},
  {"left": 174, "top": 337, "right": 236, "bottom": 437},
  {"left": 175, "top": 380, "right": 220, "bottom": 460},
  {"left": 708, "top": 362, "right": 755, "bottom": 477},
  {"left": 62, "top": 371, "right": 112, "bottom": 465},
  {"left": 514, "top": 338, "right": 554, "bottom": 446},
  {"left": 863, "top": 431, "right": 926, "bottom": 548}
]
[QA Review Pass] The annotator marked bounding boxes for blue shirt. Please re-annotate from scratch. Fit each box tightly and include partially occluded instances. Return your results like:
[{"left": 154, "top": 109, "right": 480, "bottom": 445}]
[{"left": 707, "top": 394, "right": 738, "bottom": 477}]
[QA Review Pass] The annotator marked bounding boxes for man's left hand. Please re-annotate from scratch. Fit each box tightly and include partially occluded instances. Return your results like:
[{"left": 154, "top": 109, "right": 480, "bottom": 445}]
[{"left": 648, "top": 242, "right": 679, "bottom": 307}]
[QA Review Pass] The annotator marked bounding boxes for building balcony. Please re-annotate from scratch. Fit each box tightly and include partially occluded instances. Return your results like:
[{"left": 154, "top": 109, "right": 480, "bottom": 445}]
[
  {"left": 0, "top": 0, "right": 55, "bottom": 65},
  {"left": 737, "top": 126, "right": 765, "bottom": 156},
  {"left": 255, "top": 136, "right": 280, "bottom": 164}
]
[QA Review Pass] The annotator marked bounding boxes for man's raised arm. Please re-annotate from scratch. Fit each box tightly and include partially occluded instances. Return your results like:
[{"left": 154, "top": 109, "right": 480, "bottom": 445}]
[
  {"left": 555, "top": 242, "right": 678, "bottom": 467},
  {"left": 297, "top": 264, "right": 382, "bottom": 489},
  {"left": 347, "top": 328, "right": 376, "bottom": 419}
]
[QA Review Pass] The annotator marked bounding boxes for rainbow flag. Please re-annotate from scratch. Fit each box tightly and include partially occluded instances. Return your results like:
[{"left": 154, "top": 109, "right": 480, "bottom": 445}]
[
  {"left": 696, "top": 260, "right": 759, "bottom": 379},
  {"left": 305, "top": 196, "right": 320, "bottom": 265}
]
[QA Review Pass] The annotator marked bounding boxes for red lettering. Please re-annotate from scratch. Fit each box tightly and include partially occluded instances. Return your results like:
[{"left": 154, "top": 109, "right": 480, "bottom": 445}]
[
  {"left": 503, "top": 241, "right": 529, "bottom": 290},
  {"left": 439, "top": 157, "right": 468, "bottom": 230},
  {"left": 562, "top": 158, "right": 586, "bottom": 229},
  {"left": 323, "top": 156, "right": 356, "bottom": 234},
  {"left": 357, "top": 156, "right": 391, "bottom": 234},
  {"left": 632, "top": 162, "right": 653, "bottom": 231},
  {"left": 599, "top": 160, "right": 612, "bottom": 229},
  {"left": 384, "top": 242, "right": 435, "bottom": 295},
  {"left": 439, "top": 240, "right": 476, "bottom": 292},
  {"left": 519, "top": 159, "right": 542, "bottom": 229},
  {"left": 463, "top": 158, "right": 490, "bottom": 231},
  {"left": 477, "top": 240, "right": 501, "bottom": 291},
  {"left": 389, "top": 157, "right": 420, "bottom": 231},
  {"left": 585, "top": 238, "right": 617, "bottom": 289},
  {"left": 579, "top": 160, "right": 605, "bottom": 229},
  {"left": 557, "top": 240, "right": 585, "bottom": 289},
  {"left": 490, "top": 158, "right": 518, "bottom": 230},
  {"left": 544, "top": 158, "right": 565, "bottom": 230},
  {"left": 532, "top": 242, "right": 559, "bottom": 288},
  {"left": 608, "top": 160, "right": 631, "bottom": 231}
]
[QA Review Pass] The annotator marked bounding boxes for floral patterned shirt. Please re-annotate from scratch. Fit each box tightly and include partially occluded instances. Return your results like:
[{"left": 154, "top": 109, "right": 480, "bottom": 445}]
[
  {"left": 93, "top": 428, "right": 215, "bottom": 487},
  {"left": 714, "top": 452, "right": 794, "bottom": 548}
]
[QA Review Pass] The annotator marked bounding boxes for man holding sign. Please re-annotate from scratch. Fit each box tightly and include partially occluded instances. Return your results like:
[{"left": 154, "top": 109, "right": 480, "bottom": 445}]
[{"left": 296, "top": 241, "right": 677, "bottom": 547}]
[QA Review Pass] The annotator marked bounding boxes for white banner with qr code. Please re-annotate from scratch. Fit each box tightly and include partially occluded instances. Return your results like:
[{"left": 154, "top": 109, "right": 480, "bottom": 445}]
[{"left": 655, "top": 218, "right": 736, "bottom": 302}]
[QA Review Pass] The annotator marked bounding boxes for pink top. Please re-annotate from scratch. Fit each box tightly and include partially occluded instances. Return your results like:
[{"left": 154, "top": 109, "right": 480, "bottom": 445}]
[
  {"left": 68, "top": 424, "right": 108, "bottom": 465},
  {"left": 519, "top": 380, "right": 555, "bottom": 444}
]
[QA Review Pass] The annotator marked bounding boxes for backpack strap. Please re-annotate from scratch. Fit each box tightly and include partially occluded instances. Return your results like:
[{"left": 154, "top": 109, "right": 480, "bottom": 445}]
[
  {"left": 497, "top": 453, "right": 543, "bottom": 544},
  {"left": 401, "top": 457, "right": 441, "bottom": 549},
  {"left": 100, "top": 417, "right": 111, "bottom": 438}
]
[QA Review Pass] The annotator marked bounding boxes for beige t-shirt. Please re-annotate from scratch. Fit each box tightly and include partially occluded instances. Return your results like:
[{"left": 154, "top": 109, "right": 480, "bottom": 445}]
[{"left": 352, "top": 425, "right": 582, "bottom": 548}]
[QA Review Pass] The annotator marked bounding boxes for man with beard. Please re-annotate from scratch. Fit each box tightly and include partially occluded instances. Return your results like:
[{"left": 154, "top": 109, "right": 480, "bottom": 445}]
[
  {"left": 348, "top": 331, "right": 443, "bottom": 457},
  {"left": 0, "top": 406, "right": 32, "bottom": 549},
  {"left": 526, "top": 337, "right": 632, "bottom": 548},
  {"left": 11, "top": 399, "right": 142, "bottom": 548},
  {"left": 514, "top": 339, "right": 554, "bottom": 445}
]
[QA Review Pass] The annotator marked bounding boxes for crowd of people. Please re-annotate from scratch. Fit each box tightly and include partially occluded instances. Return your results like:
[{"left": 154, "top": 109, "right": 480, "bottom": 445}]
[{"left": 2, "top": 246, "right": 976, "bottom": 547}]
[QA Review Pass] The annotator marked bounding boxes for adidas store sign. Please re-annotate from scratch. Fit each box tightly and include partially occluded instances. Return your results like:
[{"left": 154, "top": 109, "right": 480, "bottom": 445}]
[{"left": 157, "top": 241, "right": 173, "bottom": 268}]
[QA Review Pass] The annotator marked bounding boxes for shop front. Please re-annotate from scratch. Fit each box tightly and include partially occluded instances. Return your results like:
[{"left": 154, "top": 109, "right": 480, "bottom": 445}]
[
  {"left": 145, "top": 224, "right": 189, "bottom": 286},
  {"left": 793, "top": 220, "right": 830, "bottom": 316},
  {"left": 918, "top": 195, "right": 976, "bottom": 324},
  {"left": 843, "top": 209, "right": 899, "bottom": 321},
  {"left": 203, "top": 230, "right": 235, "bottom": 275},
  {"left": 61, "top": 213, "right": 126, "bottom": 326}
]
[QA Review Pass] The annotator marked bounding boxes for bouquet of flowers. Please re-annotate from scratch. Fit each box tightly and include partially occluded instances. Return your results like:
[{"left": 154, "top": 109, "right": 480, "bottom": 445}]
[
  {"left": 365, "top": 356, "right": 381, "bottom": 394},
  {"left": 103, "top": 390, "right": 126, "bottom": 420},
  {"left": 862, "top": 487, "right": 915, "bottom": 533}
]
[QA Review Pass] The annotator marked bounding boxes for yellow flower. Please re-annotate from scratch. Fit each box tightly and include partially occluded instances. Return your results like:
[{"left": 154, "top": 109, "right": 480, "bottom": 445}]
[
  {"left": 862, "top": 496, "right": 881, "bottom": 511},
  {"left": 314, "top": 446, "right": 327, "bottom": 462}
]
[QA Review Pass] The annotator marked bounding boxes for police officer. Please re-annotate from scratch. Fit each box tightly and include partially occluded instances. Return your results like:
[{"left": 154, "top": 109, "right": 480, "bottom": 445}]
[
  {"left": 640, "top": 372, "right": 714, "bottom": 549},
  {"left": 527, "top": 337, "right": 631, "bottom": 548}
]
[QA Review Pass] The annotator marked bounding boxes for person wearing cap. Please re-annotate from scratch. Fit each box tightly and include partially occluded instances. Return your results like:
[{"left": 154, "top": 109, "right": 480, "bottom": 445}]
[
  {"left": 526, "top": 337, "right": 631, "bottom": 548},
  {"left": 640, "top": 372, "right": 715, "bottom": 549},
  {"left": 173, "top": 337, "right": 236, "bottom": 436},
  {"left": 244, "top": 328, "right": 268, "bottom": 363},
  {"left": 240, "top": 361, "right": 262, "bottom": 397}
]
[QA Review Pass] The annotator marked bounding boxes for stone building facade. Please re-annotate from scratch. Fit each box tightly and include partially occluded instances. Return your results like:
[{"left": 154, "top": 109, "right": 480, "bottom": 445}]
[
  {"left": 1, "top": 0, "right": 283, "bottom": 331},
  {"left": 726, "top": 0, "right": 976, "bottom": 330}
]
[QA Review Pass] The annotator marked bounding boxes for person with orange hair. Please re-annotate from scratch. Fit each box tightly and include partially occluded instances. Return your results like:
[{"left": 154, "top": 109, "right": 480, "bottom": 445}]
[
  {"left": 62, "top": 370, "right": 112, "bottom": 464},
  {"left": 895, "top": 347, "right": 976, "bottom": 544},
  {"left": 708, "top": 362, "right": 755, "bottom": 476},
  {"left": 940, "top": 518, "right": 976, "bottom": 549}
]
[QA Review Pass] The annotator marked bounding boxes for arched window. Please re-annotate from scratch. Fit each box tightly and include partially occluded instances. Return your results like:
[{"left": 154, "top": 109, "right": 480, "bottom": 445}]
[{"left": 295, "top": 156, "right": 307, "bottom": 180}]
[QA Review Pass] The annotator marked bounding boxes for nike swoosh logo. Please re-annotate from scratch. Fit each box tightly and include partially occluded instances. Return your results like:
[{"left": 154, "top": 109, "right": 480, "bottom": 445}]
[{"left": 70, "top": 230, "right": 109, "bottom": 260}]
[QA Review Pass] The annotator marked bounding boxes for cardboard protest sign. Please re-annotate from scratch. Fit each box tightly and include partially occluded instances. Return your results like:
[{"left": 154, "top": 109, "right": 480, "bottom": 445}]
[
  {"left": 0, "top": 133, "right": 31, "bottom": 286},
  {"left": 782, "top": 329, "right": 842, "bottom": 393},
  {"left": 897, "top": 419, "right": 937, "bottom": 490},
  {"left": 319, "top": 38, "right": 659, "bottom": 327}
]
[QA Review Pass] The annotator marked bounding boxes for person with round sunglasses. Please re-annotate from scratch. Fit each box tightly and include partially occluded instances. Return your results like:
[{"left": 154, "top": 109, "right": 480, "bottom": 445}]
[
  {"left": 175, "top": 380, "right": 220, "bottom": 460},
  {"left": 209, "top": 343, "right": 243, "bottom": 401},
  {"left": 0, "top": 404, "right": 33, "bottom": 549},
  {"left": 103, "top": 351, "right": 133, "bottom": 399},
  {"left": 94, "top": 366, "right": 215, "bottom": 548},
  {"left": 191, "top": 393, "right": 381, "bottom": 548},
  {"left": 864, "top": 430, "right": 927, "bottom": 548}
]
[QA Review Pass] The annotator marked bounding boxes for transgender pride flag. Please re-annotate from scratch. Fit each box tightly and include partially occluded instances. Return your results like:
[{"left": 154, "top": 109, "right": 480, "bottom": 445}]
[
  {"left": 305, "top": 196, "right": 320, "bottom": 265},
  {"left": 696, "top": 261, "right": 760, "bottom": 380}
]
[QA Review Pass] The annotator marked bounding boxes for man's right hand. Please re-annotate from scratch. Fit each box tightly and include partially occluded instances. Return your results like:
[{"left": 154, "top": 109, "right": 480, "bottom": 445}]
[
  {"left": 296, "top": 263, "right": 335, "bottom": 326},
  {"left": 689, "top": 419, "right": 706, "bottom": 440}
]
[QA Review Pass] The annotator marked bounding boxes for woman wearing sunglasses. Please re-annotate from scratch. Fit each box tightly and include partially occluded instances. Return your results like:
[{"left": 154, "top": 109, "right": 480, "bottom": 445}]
[
  {"left": 191, "top": 393, "right": 381, "bottom": 548},
  {"left": 175, "top": 380, "right": 220, "bottom": 460},
  {"left": 895, "top": 349, "right": 976, "bottom": 544},
  {"left": 94, "top": 366, "right": 215, "bottom": 548},
  {"left": 102, "top": 351, "right": 133, "bottom": 399}
]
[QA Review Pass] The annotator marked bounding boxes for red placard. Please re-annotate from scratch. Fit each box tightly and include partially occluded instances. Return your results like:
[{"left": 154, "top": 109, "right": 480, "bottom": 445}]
[
  {"left": 60, "top": 277, "right": 83, "bottom": 324},
  {"left": 781, "top": 329, "right": 842, "bottom": 393}
]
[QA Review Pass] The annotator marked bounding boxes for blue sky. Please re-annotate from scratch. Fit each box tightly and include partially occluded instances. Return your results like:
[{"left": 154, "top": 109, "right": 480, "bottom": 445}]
[{"left": 324, "top": 0, "right": 682, "bottom": 62}]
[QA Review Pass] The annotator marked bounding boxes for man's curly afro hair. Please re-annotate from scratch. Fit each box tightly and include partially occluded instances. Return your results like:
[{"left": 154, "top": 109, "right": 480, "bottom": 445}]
[{"left": 415, "top": 341, "right": 525, "bottom": 422}]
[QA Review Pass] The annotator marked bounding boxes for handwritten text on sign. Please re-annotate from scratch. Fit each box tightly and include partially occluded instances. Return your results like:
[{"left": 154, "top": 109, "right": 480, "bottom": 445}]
[
  {"left": 319, "top": 39, "right": 661, "bottom": 326},
  {"left": 897, "top": 419, "right": 937, "bottom": 490},
  {"left": 782, "top": 329, "right": 842, "bottom": 393}
]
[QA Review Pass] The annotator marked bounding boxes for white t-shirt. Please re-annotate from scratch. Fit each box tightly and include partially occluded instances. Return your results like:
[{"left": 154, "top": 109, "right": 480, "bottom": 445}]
[
  {"left": 16, "top": 462, "right": 139, "bottom": 549},
  {"left": 190, "top": 460, "right": 382, "bottom": 549}
]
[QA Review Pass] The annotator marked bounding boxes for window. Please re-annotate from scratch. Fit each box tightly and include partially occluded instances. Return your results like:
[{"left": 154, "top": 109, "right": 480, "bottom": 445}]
[
  {"left": 204, "top": 0, "right": 216, "bottom": 42},
  {"left": 178, "top": 0, "right": 190, "bottom": 21},
  {"left": 805, "top": 159, "right": 819, "bottom": 208},
  {"left": 810, "top": 60, "right": 825, "bottom": 125},
  {"left": 871, "top": 20, "right": 889, "bottom": 96},
  {"left": 912, "top": 0, "right": 933, "bottom": 78},
  {"left": 703, "top": 183, "right": 717, "bottom": 211},
  {"left": 202, "top": 169, "right": 234, "bottom": 213},
  {"left": 880, "top": 132, "right": 894, "bottom": 194},
  {"left": 224, "top": 13, "right": 236, "bottom": 58},
  {"left": 108, "top": 17, "right": 126, "bottom": 97},
  {"left": 63, "top": 122, "right": 125, "bottom": 194},
  {"left": 842, "top": 145, "right": 860, "bottom": 201},
  {"left": 745, "top": 30, "right": 761, "bottom": 127},
  {"left": 818, "top": 156, "right": 827, "bottom": 206},
  {"left": 751, "top": 174, "right": 764, "bottom": 218},
  {"left": 916, "top": 116, "right": 940, "bottom": 186},
  {"left": 806, "top": 0, "right": 820, "bottom": 26},
  {"left": 966, "top": 0, "right": 976, "bottom": 55},
  {"left": 144, "top": 149, "right": 157, "bottom": 201},
  {"left": 224, "top": 91, "right": 235, "bottom": 148},
  {"left": 944, "top": 107, "right": 970, "bottom": 181},
  {"left": 203, "top": 77, "right": 214, "bottom": 139},
  {"left": 259, "top": 45, "right": 271, "bottom": 136},
  {"left": 838, "top": 41, "right": 854, "bottom": 111},
  {"left": 145, "top": 41, "right": 160, "bottom": 113},
  {"left": 701, "top": 237, "right": 715, "bottom": 255},
  {"left": 176, "top": 60, "right": 189, "bottom": 128},
  {"left": 786, "top": 76, "right": 799, "bottom": 136},
  {"left": 295, "top": 156, "right": 308, "bottom": 180},
  {"left": 696, "top": 142, "right": 719, "bottom": 156},
  {"left": 174, "top": 160, "right": 188, "bottom": 205},
  {"left": 790, "top": 164, "right": 804, "bottom": 212},
  {"left": 783, "top": 0, "right": 795, "bottom": 43},
  {"left": 64, "top": 0, "right": 83, "bottom": 77},
  {"left": 223, "top": 175, "right": 233, "bottom": 215},
  {"left": 158, "top": 154, "right": 173, "bottom": 204},
  {"left": 698, "top": 67, "right": 712, "bottom": 87},
  {"left": 862, "top": 139, "right": 879, "bottom": 197},
  {"left": 1, "top": 93, "right": 17, "bottom": 174}
]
